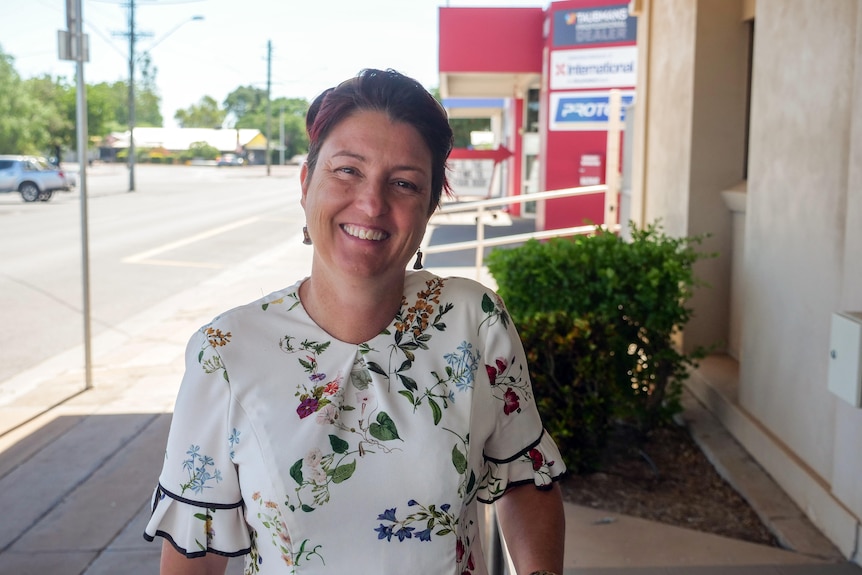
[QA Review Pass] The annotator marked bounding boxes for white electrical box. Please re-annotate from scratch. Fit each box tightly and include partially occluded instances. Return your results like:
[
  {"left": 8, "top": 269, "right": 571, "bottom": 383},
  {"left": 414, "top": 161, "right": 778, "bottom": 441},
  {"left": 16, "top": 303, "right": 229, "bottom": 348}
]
[{"left": 827, "top": 311, "right": 862, "bottom": 408}]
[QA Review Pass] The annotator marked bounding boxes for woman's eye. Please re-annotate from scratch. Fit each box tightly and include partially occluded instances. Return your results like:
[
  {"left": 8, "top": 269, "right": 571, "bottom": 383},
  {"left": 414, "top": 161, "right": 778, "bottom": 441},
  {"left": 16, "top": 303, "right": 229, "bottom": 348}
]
[{"left": 394, "top": 180, "right": 418, "bottom": 191}]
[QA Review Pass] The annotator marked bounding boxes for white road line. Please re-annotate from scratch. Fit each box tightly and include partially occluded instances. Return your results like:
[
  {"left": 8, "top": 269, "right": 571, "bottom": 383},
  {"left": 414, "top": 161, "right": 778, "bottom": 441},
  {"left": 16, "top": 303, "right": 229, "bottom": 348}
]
[{"left": 122, "top": 216, "right": 260, "bottom": 264}]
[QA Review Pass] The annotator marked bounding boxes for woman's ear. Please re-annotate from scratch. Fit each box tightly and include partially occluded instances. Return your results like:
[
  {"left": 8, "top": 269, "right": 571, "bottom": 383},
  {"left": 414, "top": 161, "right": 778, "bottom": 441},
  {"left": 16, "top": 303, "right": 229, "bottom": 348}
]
[{"left": 300, "top": 162, "right": 309, "bottom": 207}]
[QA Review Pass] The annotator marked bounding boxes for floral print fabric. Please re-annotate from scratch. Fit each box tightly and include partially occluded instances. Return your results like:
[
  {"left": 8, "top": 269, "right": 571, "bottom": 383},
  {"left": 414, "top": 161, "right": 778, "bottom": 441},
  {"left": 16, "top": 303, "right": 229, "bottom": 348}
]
[{"left": 144, "top": 271, "right": 566, "bottom": 574}]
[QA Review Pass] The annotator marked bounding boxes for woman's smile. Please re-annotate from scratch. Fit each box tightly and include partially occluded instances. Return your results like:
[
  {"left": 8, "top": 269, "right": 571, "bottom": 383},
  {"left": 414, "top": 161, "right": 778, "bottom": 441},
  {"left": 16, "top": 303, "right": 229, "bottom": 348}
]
[{"left": 341, "top": 223, "right": 389, "bottom": 241}]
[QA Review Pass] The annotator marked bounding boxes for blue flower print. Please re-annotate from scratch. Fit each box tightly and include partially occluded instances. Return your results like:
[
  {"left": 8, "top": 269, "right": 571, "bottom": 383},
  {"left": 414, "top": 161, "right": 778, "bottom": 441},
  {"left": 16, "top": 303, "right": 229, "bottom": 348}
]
[
  {"left": 180, "top": 444, "right": 222, "bottom": 495},
  {"left": 443, "top": 341, "right": 480, "bottom": 392},
  {"left": 373, "top": 501, "right": 455, "bottom": 544},
  {"left": 228, "top": 428, "right": 241, "bottom": 460}
]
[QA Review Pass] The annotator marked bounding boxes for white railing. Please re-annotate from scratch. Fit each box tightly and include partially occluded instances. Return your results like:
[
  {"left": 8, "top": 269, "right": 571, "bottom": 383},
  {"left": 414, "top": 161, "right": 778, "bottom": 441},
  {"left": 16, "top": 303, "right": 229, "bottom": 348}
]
[{"left": 424, "top": 184, "right": 621, "bottom": 279}]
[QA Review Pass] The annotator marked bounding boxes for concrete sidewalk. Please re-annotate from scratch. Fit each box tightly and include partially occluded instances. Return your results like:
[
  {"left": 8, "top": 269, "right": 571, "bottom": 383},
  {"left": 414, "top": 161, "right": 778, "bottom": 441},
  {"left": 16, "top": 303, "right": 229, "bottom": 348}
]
[{"left": 0, "top": 221, "right": 859, "bottom": 574}]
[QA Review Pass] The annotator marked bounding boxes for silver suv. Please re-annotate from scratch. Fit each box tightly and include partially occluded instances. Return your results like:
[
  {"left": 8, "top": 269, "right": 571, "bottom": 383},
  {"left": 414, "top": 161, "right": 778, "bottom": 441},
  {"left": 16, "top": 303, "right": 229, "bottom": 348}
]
[{"left": 0, "top": 155, "right": 73, "bottom": 202}]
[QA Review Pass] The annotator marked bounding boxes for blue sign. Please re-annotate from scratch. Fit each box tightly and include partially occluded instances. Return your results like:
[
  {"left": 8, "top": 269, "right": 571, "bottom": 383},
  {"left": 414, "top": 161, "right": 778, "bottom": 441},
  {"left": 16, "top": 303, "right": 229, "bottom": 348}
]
[
  {"left": 553, "top": 4, "right": 637, "bottom": 47},
  {"left": 553, "top": 93, "right": 634, "bottom": 125}
]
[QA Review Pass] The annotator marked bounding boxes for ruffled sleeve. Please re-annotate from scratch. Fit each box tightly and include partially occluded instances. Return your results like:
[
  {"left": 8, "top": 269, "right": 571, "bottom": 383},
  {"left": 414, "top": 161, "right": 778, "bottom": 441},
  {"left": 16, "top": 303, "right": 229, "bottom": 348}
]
[
  {"left": 473, "top": 289, "right": 567, "bottom": 503},
  {"left": 143, "top": 327, "right": 251, "bottom": 558}
]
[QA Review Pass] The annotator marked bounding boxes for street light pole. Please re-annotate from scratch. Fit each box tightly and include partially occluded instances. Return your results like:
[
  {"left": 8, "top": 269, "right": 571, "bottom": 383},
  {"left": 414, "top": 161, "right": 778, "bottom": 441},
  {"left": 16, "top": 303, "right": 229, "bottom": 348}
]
[
  {"left": 127, "top": 0, "right": 136, "bottom": 192},
  {"left": 122, "top": 7, "right": 202, "bottom": 193}
]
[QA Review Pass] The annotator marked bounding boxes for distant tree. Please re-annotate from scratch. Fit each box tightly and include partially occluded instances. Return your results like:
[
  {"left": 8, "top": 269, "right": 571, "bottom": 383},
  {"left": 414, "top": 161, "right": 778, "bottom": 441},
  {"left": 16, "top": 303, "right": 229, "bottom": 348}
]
[
  {"left": 23, "top": 75, "right": 74, "bottom": 155},
  {"left": 223, "top": 85, "right": 268, "bottom": 125},
  {"left": 175, "top": 95, "right": 227, "bottom": 128},
  {"left": 223, "top": 87, "right": 309, "bottom": 159},
  {"left": 0, "top": 45, "right": 41, "bottom": 153},
  {"left": 135, "top": 52, "right": 163, "bottom": 126}
]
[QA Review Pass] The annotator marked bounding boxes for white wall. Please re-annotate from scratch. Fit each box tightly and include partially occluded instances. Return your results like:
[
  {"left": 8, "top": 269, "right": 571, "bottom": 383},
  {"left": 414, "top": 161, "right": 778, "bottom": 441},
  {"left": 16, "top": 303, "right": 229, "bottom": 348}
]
[{"left": 634, "top": 0, "right": 862, "bottom": 557}]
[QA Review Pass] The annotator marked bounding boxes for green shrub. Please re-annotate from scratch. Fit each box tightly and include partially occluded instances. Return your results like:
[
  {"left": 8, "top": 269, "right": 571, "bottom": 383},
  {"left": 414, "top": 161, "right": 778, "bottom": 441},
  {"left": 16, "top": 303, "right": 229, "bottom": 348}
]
[{"left": 486, "top": 222, "right": 712, "bottom": 470}]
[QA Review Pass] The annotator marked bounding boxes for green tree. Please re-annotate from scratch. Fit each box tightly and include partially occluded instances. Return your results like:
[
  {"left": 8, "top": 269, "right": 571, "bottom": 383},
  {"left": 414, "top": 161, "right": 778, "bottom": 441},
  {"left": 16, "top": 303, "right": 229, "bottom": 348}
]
[
  {"left": 0, "top": 45, "right": 42, "bottom": 153},
  {"left": 135, "top": 52, "right": 162, "bottom": 126},
  {"left": 223, "top": 86, "right": 309, "bottom": 159},
  {"left": 25, "top": 75, "right": 75, "bottom": 152},
  {"left": 175, "top": 95, "right": 226, "bottom": 128}
]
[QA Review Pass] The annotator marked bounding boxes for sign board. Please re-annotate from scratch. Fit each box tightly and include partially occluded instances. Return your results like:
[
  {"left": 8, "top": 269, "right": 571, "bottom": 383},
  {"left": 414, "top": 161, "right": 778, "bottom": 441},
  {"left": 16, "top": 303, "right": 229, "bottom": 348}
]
[
  {"left": 549, "top": 90, "right": 634, "bottom": 131},
  {"left": 578, "top": 153, "right": 604, "bottom": 186},
  {"left": 553, "top": 4, "right": 637, "bottom": 47},
  {"left": 550, "top": 46, "right": 636, "bottom": 90}
]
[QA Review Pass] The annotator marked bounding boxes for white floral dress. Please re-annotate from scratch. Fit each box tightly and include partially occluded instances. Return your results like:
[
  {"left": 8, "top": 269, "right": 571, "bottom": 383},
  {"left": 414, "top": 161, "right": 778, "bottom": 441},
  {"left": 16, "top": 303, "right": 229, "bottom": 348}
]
[{"left": 144, "top": 271, "right": 566, "bottom": 574}]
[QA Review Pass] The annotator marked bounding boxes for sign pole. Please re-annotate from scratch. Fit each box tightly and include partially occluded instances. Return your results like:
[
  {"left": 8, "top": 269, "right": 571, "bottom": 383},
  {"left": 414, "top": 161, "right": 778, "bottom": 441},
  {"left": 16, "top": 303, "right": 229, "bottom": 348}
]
[{"left": 62, "top": 0, "right": 93, "bottom": 389}]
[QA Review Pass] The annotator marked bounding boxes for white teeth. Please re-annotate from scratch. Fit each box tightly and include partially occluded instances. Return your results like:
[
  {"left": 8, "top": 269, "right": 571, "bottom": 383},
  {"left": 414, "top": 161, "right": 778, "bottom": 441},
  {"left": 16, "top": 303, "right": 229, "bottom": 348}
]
[{"left": 343, "top": 224, "right": 387, "bottom": 241}]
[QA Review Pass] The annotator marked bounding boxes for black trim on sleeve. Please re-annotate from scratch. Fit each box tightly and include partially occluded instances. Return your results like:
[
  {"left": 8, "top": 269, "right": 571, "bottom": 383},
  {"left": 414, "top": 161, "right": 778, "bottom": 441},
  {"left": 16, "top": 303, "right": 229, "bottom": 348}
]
[
  {"left": 143, "top": 529, "right": 251, "bottom": 559},
  {"left": 152, "top": 483, "right": 244, "bottom": 511},
  {"left": 476, "top": 471, "right": 569, "bottom": 505},
  {"left": 482, "top": 429, "right": 546, "bottom": 464}
]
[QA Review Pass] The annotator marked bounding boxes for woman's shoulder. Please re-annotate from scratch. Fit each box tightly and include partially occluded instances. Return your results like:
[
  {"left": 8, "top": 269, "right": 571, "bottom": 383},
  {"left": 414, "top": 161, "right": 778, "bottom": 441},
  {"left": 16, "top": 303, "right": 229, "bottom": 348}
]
[
  {"left": 202, "top": 278, "right": 306, "bottom": 331},
  {"left": 405, "top": 270, "right": 500, "bottom": 305}
]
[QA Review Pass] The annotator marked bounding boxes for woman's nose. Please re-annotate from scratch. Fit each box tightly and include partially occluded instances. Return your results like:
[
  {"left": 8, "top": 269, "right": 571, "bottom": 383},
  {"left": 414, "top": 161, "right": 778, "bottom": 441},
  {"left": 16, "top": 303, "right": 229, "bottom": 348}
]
[{"left": 355, "top": 178, "right": 388, "bottom": 216}]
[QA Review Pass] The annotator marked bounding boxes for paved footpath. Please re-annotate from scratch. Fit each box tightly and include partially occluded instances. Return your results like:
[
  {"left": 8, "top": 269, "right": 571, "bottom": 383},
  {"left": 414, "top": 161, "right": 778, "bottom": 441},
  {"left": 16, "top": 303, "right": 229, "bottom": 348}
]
[{"left": 1, "top": 221, "right": 860, "bottom": 575}]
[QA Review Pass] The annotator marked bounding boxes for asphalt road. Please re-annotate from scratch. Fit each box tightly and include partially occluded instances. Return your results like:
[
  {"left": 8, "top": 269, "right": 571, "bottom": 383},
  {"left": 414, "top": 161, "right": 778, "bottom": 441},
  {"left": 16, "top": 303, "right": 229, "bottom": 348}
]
[{"left": 0, "top": 162, "right": 306, "bottom": 388}]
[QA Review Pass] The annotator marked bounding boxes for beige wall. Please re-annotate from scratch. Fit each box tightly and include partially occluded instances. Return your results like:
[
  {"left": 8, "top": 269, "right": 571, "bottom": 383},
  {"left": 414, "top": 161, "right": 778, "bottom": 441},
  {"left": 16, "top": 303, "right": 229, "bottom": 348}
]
[
  {"left": 742, "top": 0, "right": 857, "bottom": 485},
  {"left": 637, "top": 0, "right": 749, "bottom": 354},
  {"left": 634, "top": 0, "right": 862, "bottom": 558}
]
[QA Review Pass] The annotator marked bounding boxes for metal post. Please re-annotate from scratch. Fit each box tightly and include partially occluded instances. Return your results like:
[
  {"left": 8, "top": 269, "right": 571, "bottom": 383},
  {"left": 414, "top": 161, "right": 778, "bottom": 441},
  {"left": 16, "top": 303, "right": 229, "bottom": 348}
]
[
  {"left": 265, "top": 40, "right": 272, "bottom": 176},
  {"left": 604, "top": 89, "right": 622, "bottom": 226},
  {"left": 70, "top": 0, "right": 93, "bottom": 389},
  {"left": 475, "top": 205, "right": 486, "bottom": 280},
  {"left": 484, "top": 504, "right": 505, "bottom": 575},
  {"left": 128, "top": 0, "right": 136, "bottom": 192}
]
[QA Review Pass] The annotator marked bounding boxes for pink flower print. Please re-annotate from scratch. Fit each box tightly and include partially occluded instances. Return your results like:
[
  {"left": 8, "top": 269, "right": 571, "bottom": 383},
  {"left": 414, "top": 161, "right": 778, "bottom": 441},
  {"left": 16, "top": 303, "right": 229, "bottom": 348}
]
[
  {"left": 486, "top": 357, "right": 509, "bottom": 385},
  {"left": 528, "top": 448, "right": 544, "bottom": 471},
  {"left": 495, "top": 357, "right": 507, "bottom": 373},
  {"left": 297, "top": 397, "right": 319, "bottom": 418},
  {"left": 456, "top": 538, "right": 465, "bottom": 562},
  {"left": 485, "top": 364, "right": 498, "bottom": 384},
  {"left": 323, "top": 381, "right": 339, "bottom": 396},
  {"left": 502, "top": 387, "right": 520, "bottom": 415},
  {"left": 316, "top": 404, "right": 338, "bottom": 425},
  {"left": 304, "top": 448, "right": 323, "bottom": 468}
]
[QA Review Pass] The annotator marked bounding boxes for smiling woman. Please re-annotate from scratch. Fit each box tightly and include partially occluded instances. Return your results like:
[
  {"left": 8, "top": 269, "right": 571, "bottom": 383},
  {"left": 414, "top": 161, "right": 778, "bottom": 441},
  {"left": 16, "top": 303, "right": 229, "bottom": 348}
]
[{"left": 145, "top": 69, "right": 567, "bottom": 575}]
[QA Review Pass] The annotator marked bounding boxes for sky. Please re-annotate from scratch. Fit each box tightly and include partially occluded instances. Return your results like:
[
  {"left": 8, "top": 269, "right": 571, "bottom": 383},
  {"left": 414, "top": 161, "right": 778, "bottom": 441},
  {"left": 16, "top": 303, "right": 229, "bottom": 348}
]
[{"left": 1, "top": 0, "right": 544, "bottom": 127}]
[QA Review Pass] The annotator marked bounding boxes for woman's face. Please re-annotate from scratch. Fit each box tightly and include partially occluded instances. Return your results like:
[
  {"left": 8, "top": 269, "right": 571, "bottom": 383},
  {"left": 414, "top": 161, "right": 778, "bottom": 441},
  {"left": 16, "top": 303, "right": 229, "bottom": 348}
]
[{"left": 301, "top": 110, "right": 434, "bottom": 282}]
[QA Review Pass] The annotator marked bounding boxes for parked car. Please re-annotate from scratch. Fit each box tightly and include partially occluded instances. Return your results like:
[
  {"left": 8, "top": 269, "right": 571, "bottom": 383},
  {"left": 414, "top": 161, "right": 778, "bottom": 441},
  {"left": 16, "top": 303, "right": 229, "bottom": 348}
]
[
  {"left": 0, "top": 155, "right": 73, "bottom": 202},
  {"left": 216, "top": 153, "right": 244, "bottom": 166}
]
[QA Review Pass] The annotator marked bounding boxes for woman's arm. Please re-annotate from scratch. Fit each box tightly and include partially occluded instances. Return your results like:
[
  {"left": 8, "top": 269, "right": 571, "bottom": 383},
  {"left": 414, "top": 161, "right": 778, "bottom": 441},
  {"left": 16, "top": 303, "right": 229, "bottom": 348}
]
[
  {"left": 160, "top": 540, "right": 229, "bottom": 575},
  {"left": 494, "top": 482, "right": 565, "bottom": 575}
]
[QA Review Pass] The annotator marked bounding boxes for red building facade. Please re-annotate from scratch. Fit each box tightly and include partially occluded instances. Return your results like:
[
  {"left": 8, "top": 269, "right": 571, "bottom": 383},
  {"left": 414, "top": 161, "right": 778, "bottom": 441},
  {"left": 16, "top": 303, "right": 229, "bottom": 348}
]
[{"left": 439, "top": 1, "right": 637, "bottom": 230}]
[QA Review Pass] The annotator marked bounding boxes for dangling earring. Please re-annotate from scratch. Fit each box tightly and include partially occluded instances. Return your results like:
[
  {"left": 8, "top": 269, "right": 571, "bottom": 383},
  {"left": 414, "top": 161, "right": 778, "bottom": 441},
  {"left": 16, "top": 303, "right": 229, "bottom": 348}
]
[
  {"left": 412, "top": 249, "right": 423, "bottom": 270},
  {"left": 302, "top": 225, "right": 312, "bottom": 245}
]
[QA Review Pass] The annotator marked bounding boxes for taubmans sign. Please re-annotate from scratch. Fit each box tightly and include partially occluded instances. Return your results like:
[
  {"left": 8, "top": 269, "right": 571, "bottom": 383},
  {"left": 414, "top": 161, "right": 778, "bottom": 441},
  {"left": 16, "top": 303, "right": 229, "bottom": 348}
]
[{"left": 553, "top": 4, "right": 637, "bottom": 47}]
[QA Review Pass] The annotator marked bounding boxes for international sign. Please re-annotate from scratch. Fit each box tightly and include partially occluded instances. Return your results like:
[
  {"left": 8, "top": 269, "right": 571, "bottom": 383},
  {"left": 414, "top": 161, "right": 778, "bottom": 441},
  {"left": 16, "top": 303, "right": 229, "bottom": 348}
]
[{"left": 550, "top": 46, "right": 637, "bottom": 90}]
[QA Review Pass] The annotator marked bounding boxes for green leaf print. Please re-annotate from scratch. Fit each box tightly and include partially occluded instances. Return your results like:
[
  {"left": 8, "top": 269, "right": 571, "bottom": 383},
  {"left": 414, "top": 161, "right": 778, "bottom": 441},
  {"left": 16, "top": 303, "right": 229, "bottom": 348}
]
[
  {"left": 429, "top": 398, "right": 443, "bottom": 425},
  {"left": 329, "top": 434, "right": 349, "bottom": 454},
  {"left": 369, "top": 412, "right": 401, "bottom": 441},
  {"left": 397, "top": 373, "right": 418, "bottom": 392},
  {"left": 367, "top": 361, "right": 388, "bottom": 377},
  {"left": 452, "top": 445, "right": 468, "bottom": 474},
  {"left": 398, "top": 390, "right": 415, "bottom": 404},
  {"left": 290, "top": 459, "right": 304, "bottom": 485},
  {"left": 482, "top": 293, "right": 495, "bottom": 313},
  {"left": 331, "top": 459, "right": 356, "bottom": 484}
]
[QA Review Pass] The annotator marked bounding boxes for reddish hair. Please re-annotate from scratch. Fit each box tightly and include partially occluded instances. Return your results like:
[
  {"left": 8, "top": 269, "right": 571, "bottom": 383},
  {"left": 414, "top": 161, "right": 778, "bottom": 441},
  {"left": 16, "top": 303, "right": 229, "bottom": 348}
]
[{"left": 305, "top": 69, "right": 454, "bottom": 213}]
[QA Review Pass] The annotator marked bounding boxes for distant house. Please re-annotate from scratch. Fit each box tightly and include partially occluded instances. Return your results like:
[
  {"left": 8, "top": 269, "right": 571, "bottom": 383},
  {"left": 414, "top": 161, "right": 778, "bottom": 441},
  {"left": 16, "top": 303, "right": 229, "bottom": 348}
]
[{"left": 99, "top": 127, "right": 268, "bottom": 164}]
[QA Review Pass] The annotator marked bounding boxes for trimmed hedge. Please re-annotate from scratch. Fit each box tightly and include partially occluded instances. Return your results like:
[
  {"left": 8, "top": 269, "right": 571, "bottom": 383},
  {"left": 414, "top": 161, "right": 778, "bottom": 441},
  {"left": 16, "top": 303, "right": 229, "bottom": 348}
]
[{"left": 486, "top": 223, "right": 712, "bottom": 471}]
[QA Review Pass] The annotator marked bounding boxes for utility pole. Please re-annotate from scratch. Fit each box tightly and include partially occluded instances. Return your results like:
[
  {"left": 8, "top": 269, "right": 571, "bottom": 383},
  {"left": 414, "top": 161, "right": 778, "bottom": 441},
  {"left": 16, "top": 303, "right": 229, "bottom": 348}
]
[
  {"left": 127, "top": 0, "right": 136, "bottom": 191},
  {"left": 279, "top": 101, "right": 284, "bottom": 166},
  {"left": 266, "top": 40, "right": 272, "bottom": 176}
]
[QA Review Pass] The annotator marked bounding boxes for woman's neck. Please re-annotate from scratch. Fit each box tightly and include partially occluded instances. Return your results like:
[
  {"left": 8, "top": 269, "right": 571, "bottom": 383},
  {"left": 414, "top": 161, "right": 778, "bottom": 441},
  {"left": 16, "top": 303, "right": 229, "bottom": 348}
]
[{"left": 299, "top": 271, "right": 405, "bottom": 344}]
